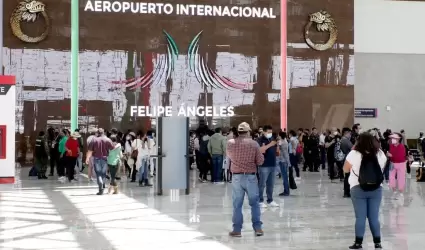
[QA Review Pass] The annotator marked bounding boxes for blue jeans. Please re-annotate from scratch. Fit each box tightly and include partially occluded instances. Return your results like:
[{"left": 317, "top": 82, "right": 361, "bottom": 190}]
[
  {"left": 211, "top": 154, "right": 223, "bottom": 182},
  {"left": 384, "top": 161, "right": 390, "bottom": 181},
  {"left": 232, "top": 174, "right": 262, "bottom": 233},
  {"left": 139, "top": 157, "right": 149, "bottom": 182},
  {"left": 351, "top": 186, "right": 382, "bottom": 238},
  {"left": 93, "top": 157, "right": 108, "bottom": 191},
  {"left": 279, "top": 161, "right": 290, "bottom": 195},
  {"left": 289, "top": 154, "right": 300, "bottom": 177},
  {"left": 258, "top": 167, "right": 276, "bottom": 203}
]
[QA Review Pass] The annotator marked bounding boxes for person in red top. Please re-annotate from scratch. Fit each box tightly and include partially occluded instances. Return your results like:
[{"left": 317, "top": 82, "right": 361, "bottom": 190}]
[
  {"left": 387, "top": 133, "right": 406, "bottom": 199},
  {"left": 65, "top": 132, "right": 81, "bottom": 182}
]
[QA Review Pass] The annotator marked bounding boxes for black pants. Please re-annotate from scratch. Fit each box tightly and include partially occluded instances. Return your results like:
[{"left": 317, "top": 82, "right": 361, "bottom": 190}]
[
  {"left": 304, "top": 152, "right": 319, "bottom": 171},
  {"left": 57, "top": 155, "right": 66, "bottom": 177},
  {"left": 195, "top": 150, "right": 201, "bottom": 170},
  {"left": 328, "top": 158, "right": 343, "bottom": 180},
  {"left": 344, "top": 173, "right": 350, "bottom": 196},
  {"left": 303, "top": 151, "right": 311, "bottom": 171},
  {"left": 65, "top": 156, "right": 77, "bottom": 181},
  {"left": 49, "top": 150, "right": 57, "bottom": 175},
  {"left": 109, "top": 164, "right": 118, "bottom": 186},
  {"left": 198, "top": 154, "right": 210, "bottom": 180},
  {"left": 189, "top": 156, "right": 195, "bottom": 169},
  {"left": 131, "top": 160, "right": 137, "bottom": 182}
]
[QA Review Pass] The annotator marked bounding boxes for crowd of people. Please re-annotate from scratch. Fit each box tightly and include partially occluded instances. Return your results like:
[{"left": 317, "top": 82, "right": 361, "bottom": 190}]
[
  {"left": 33, "top": 127, "right": 157, "bottom": 195},
  {"left": 32, "top": 121, "right": 416, "bottom": 249},
  {"left": 217, "top": 122, "right": 413, "bottom": 250}
]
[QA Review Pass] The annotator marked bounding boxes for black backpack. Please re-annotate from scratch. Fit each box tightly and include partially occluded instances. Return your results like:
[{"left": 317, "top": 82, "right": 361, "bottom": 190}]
[
  {"left": 353, "top": 154, "right": 384, "bottom": 191},
  {"left": 199, "top": 137, "right": 209, "bottom": 156}
]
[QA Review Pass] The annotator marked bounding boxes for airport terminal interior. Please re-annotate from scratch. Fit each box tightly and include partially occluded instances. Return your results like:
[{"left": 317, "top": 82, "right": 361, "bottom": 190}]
[
  {"left": 1, "top": 167, "right": 424, "bottom": 250},
  {"left": 2, "top": 0, "right": 425, "bottom": 249}
]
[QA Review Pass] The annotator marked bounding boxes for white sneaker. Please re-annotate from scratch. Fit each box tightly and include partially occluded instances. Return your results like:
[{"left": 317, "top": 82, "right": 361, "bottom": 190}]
[
  {"left": 407, "top": 174, "right": 411, "bottom": 179},
  {"left": 399, "top": 193, "right": 404, "bottom": 200},
  {"left": 268, "top": 201, "right": 279, "bottom": 207},
  {"left": 71, "top": 179, "right": 78, "bottom": 183},
  {"left": 58, "top": 176, "right": 65, "bottom": 183},
  {"left": 295, "top": 177, "right": 301, "bottom": 180},
  {"left": 259, "top": 202, "right": 268, "bottom": 208},
  {"left": 392, "top": 192, "right": 398, "bottom": 200}
]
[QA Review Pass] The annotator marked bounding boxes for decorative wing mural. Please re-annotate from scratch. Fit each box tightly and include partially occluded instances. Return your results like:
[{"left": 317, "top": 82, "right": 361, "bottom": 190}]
[
  {"left": 188, "top": 31, "right": 256, "bottom": 90},
  {"left": 111, "top": 30, "right": 178, "bottom": 89}
]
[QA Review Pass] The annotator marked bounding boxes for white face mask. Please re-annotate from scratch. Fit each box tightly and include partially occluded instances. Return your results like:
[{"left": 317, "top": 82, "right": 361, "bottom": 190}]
[
  {"left": 126, "top": 136, "right": 131, "bottom": 140},
  {"left": 265, "top": 133, "right": 272, "bottom": 139},
  {"left": 333, "top": 131, "right": 338, "bottom": 136},
  {"left": 391, "top": 138, "right": 398, "bottom": 144}
]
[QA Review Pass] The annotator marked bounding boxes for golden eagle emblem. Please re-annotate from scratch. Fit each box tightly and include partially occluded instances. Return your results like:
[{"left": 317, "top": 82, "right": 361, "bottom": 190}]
[
  {"left": 10, "top": 0, "right": 50, "bottom": 43},
  {"left": 304, "top": 11, "right": 338, "bottom": 51}
]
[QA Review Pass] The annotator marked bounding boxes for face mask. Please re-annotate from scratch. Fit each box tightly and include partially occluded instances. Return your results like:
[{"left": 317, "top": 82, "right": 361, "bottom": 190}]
[
  {"left": 391, "top": 138, "right": 398, "bottom": 144},
  {"left": 265, "top": 133, "right": 272, "bottom": 139},
  {"left": 126, "top": 136, "right": 131, "bottom": 140},
  {"left": 333, "top": 131, "right": 338, "bottom": 136}
]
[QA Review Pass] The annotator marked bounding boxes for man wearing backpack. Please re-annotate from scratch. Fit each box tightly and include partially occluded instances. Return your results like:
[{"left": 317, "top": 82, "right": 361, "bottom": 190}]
[{"left": 340, "top": 127, "right": 353, "bottom": 198}]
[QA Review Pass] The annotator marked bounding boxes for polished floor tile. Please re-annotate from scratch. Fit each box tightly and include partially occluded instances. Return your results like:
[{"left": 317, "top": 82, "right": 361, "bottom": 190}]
[{"left": 1, "top": 167, "right": 425, "bottom": 249}]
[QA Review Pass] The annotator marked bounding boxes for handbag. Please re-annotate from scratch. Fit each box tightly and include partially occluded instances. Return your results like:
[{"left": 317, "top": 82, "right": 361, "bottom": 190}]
[{"left": 131, "top": 140, "right": 139, "bottom": 159}]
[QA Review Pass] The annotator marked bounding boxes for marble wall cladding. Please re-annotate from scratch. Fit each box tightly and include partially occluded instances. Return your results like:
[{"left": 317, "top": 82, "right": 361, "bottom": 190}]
[
  {"left": 3, "top": 0, "right": 281, "bottom": 137},
  {"left": 287, "top": 0, "right": 354, "bottom": 130}
]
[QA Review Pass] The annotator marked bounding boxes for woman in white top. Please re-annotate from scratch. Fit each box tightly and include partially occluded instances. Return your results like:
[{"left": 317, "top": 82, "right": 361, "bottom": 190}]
[
  {"left": 131, "top": 131, "right": 151, "bottom": 186},
  {"left": 343, "top": 132, "right": 386, "bottom": 250}
]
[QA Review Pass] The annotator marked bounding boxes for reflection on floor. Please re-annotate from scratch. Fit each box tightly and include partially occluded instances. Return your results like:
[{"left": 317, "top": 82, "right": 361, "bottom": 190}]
[{"left": 1, "top": 167, "right": 425, "bottom": 250}]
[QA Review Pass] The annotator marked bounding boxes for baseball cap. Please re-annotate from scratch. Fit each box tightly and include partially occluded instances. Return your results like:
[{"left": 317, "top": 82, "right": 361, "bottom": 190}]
[{"left": 238, "top": 122, "right": 251, "bottom": 132}]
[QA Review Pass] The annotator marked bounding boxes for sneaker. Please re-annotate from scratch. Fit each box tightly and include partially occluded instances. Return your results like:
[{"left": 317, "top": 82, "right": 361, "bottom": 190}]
[
  {"left": 374, "top": 243, "right": 382, "bottom": 249},
  {"left": 228, "top": 231, "right": 242, "bottom": 237},
  {"left": 349, "top": 243, "right": 362, "bottom": 249},
  {"left": 259, "top": 202, "right": 267, "bottom": 208},
  {"left": 268, "top": 201, "right": 279, "bottom": 207},
  {"left": 71, "top": 179, "right": 78, "bottom": 183},
  {"left": 58, "top": 176, "right": 66, "bottom": 183},
  {"left": 392, "top": 192, "right": 399, "bottom": 200},
  {"left": 295, "top": 177, "right": 301, "bottom": 180},
  {"left": 399, "top": 193, "right": 404, "bottom": 200},
  {"left": 255, "top": 229, "right": 264, "bottom": 236},
  {"left": 278, "top": 192, "right": 290, "bottom": 196}
]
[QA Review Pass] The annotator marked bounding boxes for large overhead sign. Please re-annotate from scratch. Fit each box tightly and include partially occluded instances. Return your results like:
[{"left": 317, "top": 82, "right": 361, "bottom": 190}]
[{"left": 84, "top": 1, "right": 277, "bottom": 18}]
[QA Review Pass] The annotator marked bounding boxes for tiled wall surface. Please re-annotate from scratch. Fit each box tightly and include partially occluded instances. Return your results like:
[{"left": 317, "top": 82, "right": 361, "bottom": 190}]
[{"left": 4, "top": 0, "right": 280, "bottom": 138}]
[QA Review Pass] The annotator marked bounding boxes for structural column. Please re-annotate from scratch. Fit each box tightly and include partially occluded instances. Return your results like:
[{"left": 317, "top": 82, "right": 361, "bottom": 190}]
[{"left": 71, "top": 0, "right": 79, "bottom": 131}]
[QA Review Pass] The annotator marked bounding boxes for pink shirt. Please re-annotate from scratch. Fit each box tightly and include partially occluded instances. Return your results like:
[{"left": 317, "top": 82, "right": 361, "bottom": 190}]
[{"left": 389, "top": 143, "right": 406, "bottom": 163}]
